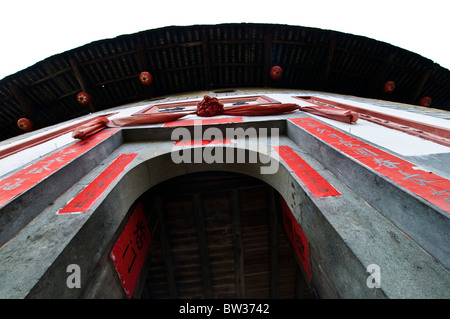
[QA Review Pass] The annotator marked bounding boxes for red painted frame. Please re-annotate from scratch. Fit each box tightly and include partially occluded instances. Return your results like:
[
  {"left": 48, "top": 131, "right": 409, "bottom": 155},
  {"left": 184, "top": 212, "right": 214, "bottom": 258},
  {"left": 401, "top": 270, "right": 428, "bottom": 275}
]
[
  {"left": 110, "top": 201, "right": 151, "bottom": 298},
  {"left": 293, "top": 96, "right": 450, "bottom": 147},
  {"left": 133, "top": 95, "right": 280, "bottom": 115}
]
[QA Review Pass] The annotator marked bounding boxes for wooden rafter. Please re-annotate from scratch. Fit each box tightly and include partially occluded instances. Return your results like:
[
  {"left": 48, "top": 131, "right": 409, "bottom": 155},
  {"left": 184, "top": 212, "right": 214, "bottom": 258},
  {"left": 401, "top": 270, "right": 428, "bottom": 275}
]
[
  {"left": 231, "top": 189, "right": 245, "bottom": 299},
  {"left": 263, "top": 33, "right": 272, "bottom": 87},
  {"left": 320, "top": 38, "right": 336, "bottom": 90},
  {"left": 9, "top": 83, "right": 36, "bottom": 124},
  {"left": 136, "top": 42, "right": 149, "bottom": 71},
  {"left": 153, "top": 196, "right": 178, "bottom": 298},
  {"left": 369, "top": 53, "right": 394, "bottom": 97},
  {"left": 268, "top": 188, "right": 279, "bottom": 299},
  {"left": 410, "top": 65, "right": 435, "bottom": 104},
  {"left": 201, "top": 33, "right": 212, "bottom": 90},
  {"left": 193, "top": 193, "right": 214, "bottom": 298},
  {"left": 295, "top": 265, "right": 306, "bottom": 299},
  {"left": 69, "top": 57, "right": 95, "bottom": 112},
  {"left": 136, "top": 42, "right": 152, "bottom": 99}
]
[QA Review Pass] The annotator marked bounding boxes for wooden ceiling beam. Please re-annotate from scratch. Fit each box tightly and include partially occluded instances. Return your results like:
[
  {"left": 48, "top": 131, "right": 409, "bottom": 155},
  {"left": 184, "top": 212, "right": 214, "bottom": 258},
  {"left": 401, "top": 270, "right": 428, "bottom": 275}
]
[
  {"left": 153, "top": 196, "right": 178, "bottom": 298},
  {"left": 69, "top": 57, "right": 95, "bottom": 112},
  {"left": 295, "top": 265, "right": 307, "bottom": 299},
  {"left": 269, "top": 188, "right": 279, "bottom": 299},
  {"left": 368, "top": 53, "right": 394, "bottom": 97},
  {"left": 136, "top": 43, "right": 149, "bottom": 71},
  {"left": 201, "top": 33, "right": 212, "bottom": 90},
  {"left": 30, "top": 67, "right": 72, "bottom": 87},
  {"left": 9, "top": 83, "right": 37, "bottom": 125},
  {"left": 231, "top": 189, "right": 245, "bottom": 299},
  {"left": 69, "top": 57, "right": 88, "bottom": 92},
  {"left": 409, "top": 65, "right": 435, "bottom": 104},
  {"left": 193, "top": 193, "right": 214, "bottom": 298},
  {"left": 79, "top": 50, "right": 135, "bottom": 66},
  {"left": 263, "top": 33, "right": 272, "bottom": 87},
  {"left": 213, "top": 62, "right": 260, "bottom": 67},
  {"left": 320, "top": 38, "right": 336, "bottom": 91},
  {"left": 209, "top": 39, "right": 263, "bottom": 45}
]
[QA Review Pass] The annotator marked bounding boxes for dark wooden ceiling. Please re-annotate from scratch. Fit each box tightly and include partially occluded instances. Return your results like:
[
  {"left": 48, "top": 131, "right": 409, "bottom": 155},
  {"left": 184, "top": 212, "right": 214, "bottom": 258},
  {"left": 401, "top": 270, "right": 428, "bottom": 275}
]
[
  {"left": 140, "top": 171, "right": 313, "bottom": 299},
  {"left": 1, "top": 23, "right": 449, "bottom": 141}
]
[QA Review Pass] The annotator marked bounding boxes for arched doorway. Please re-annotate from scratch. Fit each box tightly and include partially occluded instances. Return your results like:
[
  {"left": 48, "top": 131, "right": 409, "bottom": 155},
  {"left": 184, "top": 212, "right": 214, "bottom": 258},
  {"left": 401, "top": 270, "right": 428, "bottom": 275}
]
[
  {"left": 137, "top": 171, "right": 313, "bottom": 299},
  {"left": 13, "top": 124, "right": 446, "bottom": 300}
]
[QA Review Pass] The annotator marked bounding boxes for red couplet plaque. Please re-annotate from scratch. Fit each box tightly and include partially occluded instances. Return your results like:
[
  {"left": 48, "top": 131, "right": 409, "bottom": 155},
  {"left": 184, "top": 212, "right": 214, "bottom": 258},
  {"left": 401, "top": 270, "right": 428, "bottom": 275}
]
[
  {"left": 290, "top": 117, "right": 450, "bottom": 214},
  {"left": 280, "top": 196, "right": 311, "bottom": 281},
  {"left": 58, "top": 153, "right": 138, "bottom": 214},
  {"left": 110, "top": 201, "right": 151, "bottom": 298},
  {"left": 273, "top": 145, "right": 341, "bottom": 198},
  {"left": 0, "top": 129, "right": 120, "bottom": 207}
]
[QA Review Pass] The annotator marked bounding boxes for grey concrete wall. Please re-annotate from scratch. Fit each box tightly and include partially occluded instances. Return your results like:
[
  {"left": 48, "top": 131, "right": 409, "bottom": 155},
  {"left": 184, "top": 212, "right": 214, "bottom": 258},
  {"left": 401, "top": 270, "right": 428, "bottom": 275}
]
[
  {"left": 0, "top": 130, "right": 123, "bottom": 247},
  {"left": 1, "top": 121, "right": 449, "bottom": 299},
  {"left": 286, "top": 119, "right": 450, "bottom": 271}
]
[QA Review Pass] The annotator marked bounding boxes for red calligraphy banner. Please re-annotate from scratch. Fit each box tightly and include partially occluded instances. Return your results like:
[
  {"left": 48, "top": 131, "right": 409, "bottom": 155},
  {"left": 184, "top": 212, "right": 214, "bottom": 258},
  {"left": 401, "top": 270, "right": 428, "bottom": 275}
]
[
  {"left": 290, "top": 117, "right": 450, "bottom": 214},
  {"left": 110, "top": 201, "right": 151, "bottom": 298},
  {"left": 58, "top": 153, "right": 138, "bottom": 214},
  {"left": 280, "top": 196, "right": 311, "bottom": 281},
  {"left": 0, "top": 129, "right": 120, "bottom": 207},
  {"left": 163, "top": 117, "right": 244, "bottom": 127},
  {"left": 273, "top": 145, "right": 341, "bottom": 198}
]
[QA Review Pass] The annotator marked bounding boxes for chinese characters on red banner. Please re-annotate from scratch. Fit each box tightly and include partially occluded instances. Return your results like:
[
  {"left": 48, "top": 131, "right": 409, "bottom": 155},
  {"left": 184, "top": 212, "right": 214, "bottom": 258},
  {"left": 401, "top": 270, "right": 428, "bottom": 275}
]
[
  {"left": 280, "top": 196, "right": 311, "bottom": 281},
  {"left": 273, "top": 145, "right": 341, "bottom": 198},
  {"left": 0, "top": 129, "right": 120, "bottom": 207},
  {"left": 110, "top": 202, "right": 151, "bottom": 298},
  {"left": 58, "top": 153, "right": 138, "bottom": 214},
  {"left": 290, "top": 117, "right": 450, "bottom": 214}
]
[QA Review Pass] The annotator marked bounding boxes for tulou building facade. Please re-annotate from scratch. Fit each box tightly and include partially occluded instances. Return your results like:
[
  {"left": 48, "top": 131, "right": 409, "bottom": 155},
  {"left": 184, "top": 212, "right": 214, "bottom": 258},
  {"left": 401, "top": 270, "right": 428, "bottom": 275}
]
[{"left": 0, "top": 23, "right": 449, "bottom": 299}]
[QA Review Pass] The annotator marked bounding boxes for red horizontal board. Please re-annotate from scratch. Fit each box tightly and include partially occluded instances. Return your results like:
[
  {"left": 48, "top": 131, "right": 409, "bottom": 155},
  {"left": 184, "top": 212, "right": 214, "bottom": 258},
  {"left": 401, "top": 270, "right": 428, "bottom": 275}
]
[
  {"left": 0, "top": 129, "right": 120, "bottom": 207},
  {"left": 290, "top": 117, "right": 450, "bottom": 214},
  {"left": 280, "top": 196, "right": 311, "bottom": 281},
  {"left": 273, "top": 145, "right": 341, "bottom": 197},
  {"left": 163, "top": 117, "right": 244, "bottom": 127},
  {"left": 173, "top": 139, "right": 233, "bottom": 146},
  {"left": 58, "top": 153, "right": 138, "bottom": 214},
  {"left": 110, "top": 201, "right": 151, "bottom": 298}
]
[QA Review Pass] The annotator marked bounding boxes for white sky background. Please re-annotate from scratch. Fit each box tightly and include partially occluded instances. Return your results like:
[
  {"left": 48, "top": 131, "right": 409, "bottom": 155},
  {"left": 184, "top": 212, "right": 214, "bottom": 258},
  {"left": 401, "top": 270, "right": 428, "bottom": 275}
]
[{"left": 0, "top": 0, "right": 449, "bottom": 80}]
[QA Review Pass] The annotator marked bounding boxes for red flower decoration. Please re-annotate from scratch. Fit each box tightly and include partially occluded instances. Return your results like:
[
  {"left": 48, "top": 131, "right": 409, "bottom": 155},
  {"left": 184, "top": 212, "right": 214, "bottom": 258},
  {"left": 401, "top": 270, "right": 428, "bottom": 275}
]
[
  {"left": 196, "top": 95, "right": 224, "bottom": 117},
  {"left": 17, "top": 118, "right": 33, "bottom": 132}
]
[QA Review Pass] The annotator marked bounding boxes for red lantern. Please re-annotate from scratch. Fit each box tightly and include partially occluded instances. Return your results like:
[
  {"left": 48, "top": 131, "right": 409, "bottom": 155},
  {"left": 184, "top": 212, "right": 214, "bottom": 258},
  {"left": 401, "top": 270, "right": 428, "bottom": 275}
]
[
  {"left": 77, "top": 91, "right": 91, "bottom": 105},
  {"left": 383, "top": 81, "right": 396, "bottom": 94},
  {"left": 17, "top": 118, "right": 33, "bottom": 132},
  {"left": 139, "top": 71, "right": 153, "bottom": 85},
  {"left": 419, "top": 96, "right": 432, "bottom": 107},
  {"left": 270, "top": 66, "right": 283, "bottom": 80}
]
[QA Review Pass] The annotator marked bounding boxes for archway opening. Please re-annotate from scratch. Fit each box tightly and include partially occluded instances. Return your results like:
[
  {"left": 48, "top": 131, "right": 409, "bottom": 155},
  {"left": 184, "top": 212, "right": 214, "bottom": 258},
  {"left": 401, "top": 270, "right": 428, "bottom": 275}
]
[{"left": 136, "top": 171, "right": 314, "bottom": 299}]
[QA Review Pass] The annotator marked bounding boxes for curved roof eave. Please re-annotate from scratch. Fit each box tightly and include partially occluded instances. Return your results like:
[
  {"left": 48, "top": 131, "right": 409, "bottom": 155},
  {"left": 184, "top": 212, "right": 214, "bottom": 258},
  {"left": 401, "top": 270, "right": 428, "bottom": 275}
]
[{"left": 0, "top": 23, "right": 449, "bottom": 141}]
